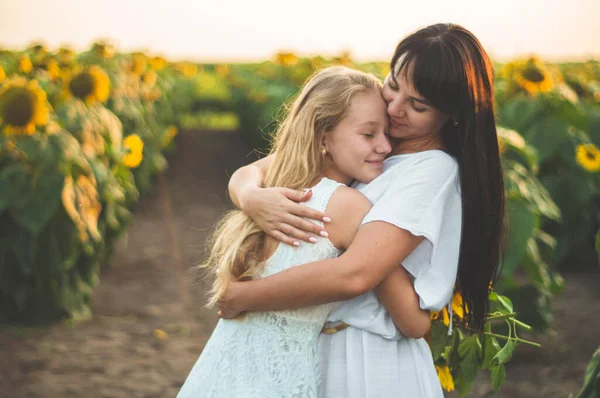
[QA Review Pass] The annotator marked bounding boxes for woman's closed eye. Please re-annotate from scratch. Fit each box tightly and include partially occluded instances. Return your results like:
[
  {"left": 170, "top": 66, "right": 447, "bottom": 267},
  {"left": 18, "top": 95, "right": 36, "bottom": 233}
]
[
  {"left": 410, "top": 99, "right": 426, "bottom": 113},
  {"left": 362, "top": 133, "right": 375, "bottom": 138}
]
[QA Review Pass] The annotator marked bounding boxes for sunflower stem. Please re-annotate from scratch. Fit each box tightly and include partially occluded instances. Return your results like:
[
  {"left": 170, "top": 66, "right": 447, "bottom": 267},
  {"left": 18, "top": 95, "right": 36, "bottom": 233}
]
[{"left": 483, "top": 332, "right": 541, "bottom": 347}]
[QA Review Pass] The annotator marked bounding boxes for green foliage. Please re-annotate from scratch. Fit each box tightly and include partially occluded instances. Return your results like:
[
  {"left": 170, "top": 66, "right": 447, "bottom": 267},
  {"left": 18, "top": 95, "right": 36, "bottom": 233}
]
[
  {"left": 0, "top": 47, "right": 193, "bottom": 323},
  {"left": 576, "top": 347, "right": 600, "bottom": 398}
]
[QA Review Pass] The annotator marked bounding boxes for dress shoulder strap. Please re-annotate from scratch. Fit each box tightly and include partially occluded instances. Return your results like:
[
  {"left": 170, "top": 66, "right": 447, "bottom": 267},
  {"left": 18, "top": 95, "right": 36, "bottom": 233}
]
[{"left": 303, "top": 177, "right": 345, "bottom": 215}]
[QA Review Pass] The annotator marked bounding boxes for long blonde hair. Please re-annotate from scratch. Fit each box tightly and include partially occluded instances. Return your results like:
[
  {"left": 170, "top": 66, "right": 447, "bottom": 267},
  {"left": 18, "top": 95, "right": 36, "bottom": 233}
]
[{"left": 202, "top": 66, "right": 382, "bottom": 307}]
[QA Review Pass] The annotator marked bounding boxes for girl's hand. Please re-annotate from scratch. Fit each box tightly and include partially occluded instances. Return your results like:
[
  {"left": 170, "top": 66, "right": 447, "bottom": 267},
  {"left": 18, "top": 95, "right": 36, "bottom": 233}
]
[
  {"left": 217, "top": 281, "right": 245, "bottom": 319},
  {"left": 240, "top": 186, "right": 331, "bottom": 246}
]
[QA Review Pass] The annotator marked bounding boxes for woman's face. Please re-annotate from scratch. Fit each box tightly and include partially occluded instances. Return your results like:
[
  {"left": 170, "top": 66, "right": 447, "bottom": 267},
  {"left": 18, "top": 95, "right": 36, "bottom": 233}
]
[
  {"left": 382, "top": 67, "right": 450, "bottom": 144},
  {"left": 323, "top": 89, "right": 391, "bottom": 184}
]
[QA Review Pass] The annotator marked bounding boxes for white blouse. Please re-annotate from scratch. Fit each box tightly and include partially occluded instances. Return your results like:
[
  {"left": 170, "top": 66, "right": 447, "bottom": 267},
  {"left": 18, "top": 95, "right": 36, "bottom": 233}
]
[{"left": 319, "top": 150, "right": 462, "bottom": 398}]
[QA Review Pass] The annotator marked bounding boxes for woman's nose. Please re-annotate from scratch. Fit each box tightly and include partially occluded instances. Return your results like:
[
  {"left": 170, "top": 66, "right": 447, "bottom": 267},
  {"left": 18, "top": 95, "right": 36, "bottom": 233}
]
[{"left": 387, "top": 98, "right": 406, "bottom": 118}]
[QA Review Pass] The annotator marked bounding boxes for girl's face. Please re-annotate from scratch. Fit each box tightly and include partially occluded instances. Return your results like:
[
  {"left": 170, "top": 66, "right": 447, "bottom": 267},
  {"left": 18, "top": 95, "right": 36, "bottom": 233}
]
[
  {"left": 323, "top": 89, "right": 391, "bottom": 185},
  {"left": 382, "top": 68, "right": 450, "bottom": 145}
]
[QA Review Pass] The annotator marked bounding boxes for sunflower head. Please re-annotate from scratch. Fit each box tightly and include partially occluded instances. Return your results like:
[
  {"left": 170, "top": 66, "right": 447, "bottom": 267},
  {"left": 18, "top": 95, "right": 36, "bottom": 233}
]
[
  {"left": 57, "top": 47, "right": 76, "bottom": 66},
  {"left": 0, "top": 65, "right": 5, "bottom": 83},
  {"left": 68, "top": 66, "right": 111, "bottom": 104},
  {"left": 434, "top": 365, "right": 455, "bottom": 392},
  {"left": 122, "top": 134, "right": 144, "bottom": 168},
  {"left": 0, "top": 77, "right": 49, "bottom": 136},
  {"left": 173, "top": 62, "right": 198, "bottom": 77},
  {"left": 91, "top": 42, "right": 115, "bottom": 59},
  {"left": 29, "top": 43, "right": 48, "bottom": 55},
  {"left": 130, "top": 53, "right": 148, "bottom": 76},
  {"left": 149, "top": 56, "right": 167, "bottom": 71},
  {"left": 576, "top": 143, "right": 600, "bottom": 172},
  {"left": 161, "top": 125, "right": 178, "bottom": 147},
  {"left": 334, "top": 51, "right": 353, "bottom": 66},
  {"left": 513, "top": 58, "right": 554, "bottom": 95},
  {"left": 274, "top": 52, "right": 298, "bottom": 66},
  {"left": 18, "top": 55, "right": 33, "bottom": 74},
  {"left": 39, "top": 58, "right": 61, "bottom": 80},
  {"left": 141, "top": 70, "right": 157, "bottom": 86}
]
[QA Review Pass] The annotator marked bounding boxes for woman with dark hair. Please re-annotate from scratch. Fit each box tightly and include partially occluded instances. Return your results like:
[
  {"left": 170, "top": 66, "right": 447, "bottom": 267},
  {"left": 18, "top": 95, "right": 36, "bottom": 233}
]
[{"left": 220, "top": 23, "right": 505, "bottom": 397}]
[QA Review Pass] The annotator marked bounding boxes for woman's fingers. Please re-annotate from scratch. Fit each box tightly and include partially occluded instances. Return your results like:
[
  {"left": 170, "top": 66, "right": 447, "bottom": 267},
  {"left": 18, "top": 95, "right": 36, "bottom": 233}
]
[
  {"left": 282, "top": 188, "right": 312, "bottom": 202},
  {"left": 285, "top": 214, "right": 328, "bottom": 237},
  {"left": 287, "top": 202, "right": 330, "bottom": 223},
  {"left": 279, "top": 223, "right": 318, "bottom": 244},
  {"left": 269, "top": 230, "right": 301, "bottom": 247}
]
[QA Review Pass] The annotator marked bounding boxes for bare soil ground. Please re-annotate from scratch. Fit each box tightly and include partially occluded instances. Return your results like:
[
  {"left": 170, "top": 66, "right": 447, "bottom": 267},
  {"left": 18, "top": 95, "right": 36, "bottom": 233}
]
[{"left": 1, "top": 129, "right": 598, "bottom": 398}]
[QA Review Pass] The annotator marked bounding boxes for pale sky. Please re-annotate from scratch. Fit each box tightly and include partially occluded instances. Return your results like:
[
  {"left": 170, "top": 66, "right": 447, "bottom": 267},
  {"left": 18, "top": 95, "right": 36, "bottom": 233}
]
[{"left": 0, "top": 0, "right": 599, "bottom": 62}]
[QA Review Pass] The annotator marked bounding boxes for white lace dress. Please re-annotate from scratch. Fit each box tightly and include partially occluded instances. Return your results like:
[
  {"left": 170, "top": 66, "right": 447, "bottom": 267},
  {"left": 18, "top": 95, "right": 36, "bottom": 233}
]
[{"left": 177, "top": 177, "right": 344, "bottom": 398}]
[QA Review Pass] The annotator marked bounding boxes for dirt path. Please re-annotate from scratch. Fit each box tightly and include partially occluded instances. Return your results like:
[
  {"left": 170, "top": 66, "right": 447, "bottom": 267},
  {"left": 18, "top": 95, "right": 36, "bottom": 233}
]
[{"left": 0, "top": 129, "right": 598, "bottom": 398}]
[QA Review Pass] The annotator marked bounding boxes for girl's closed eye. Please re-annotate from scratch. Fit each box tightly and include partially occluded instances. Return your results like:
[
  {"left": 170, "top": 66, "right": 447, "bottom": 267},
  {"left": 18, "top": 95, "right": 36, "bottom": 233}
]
[{"left": 362, "top": 133, "right": 375, "bottom": 138}]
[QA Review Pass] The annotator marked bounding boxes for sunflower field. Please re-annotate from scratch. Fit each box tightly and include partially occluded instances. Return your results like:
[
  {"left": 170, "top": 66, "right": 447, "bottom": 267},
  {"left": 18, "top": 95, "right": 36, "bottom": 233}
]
[
  {"left": 1, "top": 42, "right": 599, "bottom": 396},
  {"left": 0, "top": 43, "right": 200, "bottom": 324}
]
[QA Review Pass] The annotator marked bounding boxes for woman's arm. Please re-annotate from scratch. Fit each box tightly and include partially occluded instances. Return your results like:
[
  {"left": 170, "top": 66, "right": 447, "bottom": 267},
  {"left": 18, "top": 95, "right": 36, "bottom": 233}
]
[
  {"left": 374, "top": 267, "right": 431, "bottom": 339},
  {"left": 227, "top": 155, "right": 329, "bottom": 245},
  {"left": 218, "top": 221, "right": 424, "bottom": 317}
]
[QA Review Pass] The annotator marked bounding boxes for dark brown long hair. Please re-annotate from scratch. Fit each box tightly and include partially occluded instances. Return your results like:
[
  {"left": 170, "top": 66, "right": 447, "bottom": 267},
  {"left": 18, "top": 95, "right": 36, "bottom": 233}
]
[{"left": 390, "top": 23, "right": 505, "bottom": 332}]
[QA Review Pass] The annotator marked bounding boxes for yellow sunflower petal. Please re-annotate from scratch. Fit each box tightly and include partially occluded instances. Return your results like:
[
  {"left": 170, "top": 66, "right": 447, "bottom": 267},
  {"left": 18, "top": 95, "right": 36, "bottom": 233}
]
[{"left": 576, "top": 144, "right": 600, "bottom": 172}]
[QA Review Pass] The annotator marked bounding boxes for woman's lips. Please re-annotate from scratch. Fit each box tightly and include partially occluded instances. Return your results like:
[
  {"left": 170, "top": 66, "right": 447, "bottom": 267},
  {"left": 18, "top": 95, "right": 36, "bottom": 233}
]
[{"left": 366, "top": 160, "right": 384, "bottom": 167}]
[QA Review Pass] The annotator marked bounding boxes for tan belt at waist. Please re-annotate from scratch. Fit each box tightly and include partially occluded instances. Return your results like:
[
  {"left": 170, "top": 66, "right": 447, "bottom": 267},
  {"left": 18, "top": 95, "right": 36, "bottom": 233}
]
[{"left": 321, "top": 322, "right": 350, "bottom": 334}]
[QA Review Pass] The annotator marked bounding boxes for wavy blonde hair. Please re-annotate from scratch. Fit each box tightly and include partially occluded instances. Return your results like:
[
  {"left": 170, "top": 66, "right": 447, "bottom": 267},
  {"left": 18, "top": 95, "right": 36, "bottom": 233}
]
[{"left": 202, "top": 66, "right": 382, "bottom": 307}]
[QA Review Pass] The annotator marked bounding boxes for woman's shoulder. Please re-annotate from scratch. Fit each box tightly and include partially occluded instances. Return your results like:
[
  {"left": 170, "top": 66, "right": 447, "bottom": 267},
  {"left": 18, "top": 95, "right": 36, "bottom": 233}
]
[
  {"left": 386, "top": 150, "right": 458, "bottom": 180},
  {"left": 402, "top": 150, "right": 458, "bottom": 169}
]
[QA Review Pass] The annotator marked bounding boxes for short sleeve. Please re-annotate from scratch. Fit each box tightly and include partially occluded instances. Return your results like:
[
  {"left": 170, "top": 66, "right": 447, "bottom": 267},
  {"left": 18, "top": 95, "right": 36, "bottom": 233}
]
[{"left": 361, "top": 151, "right": 462, "bottom": 311}]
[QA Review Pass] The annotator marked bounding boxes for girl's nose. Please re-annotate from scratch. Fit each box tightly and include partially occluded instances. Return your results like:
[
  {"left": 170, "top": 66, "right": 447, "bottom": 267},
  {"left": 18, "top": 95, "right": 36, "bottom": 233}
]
[{"left": 377, "top": 135, "right": 392, "bottom": 154}]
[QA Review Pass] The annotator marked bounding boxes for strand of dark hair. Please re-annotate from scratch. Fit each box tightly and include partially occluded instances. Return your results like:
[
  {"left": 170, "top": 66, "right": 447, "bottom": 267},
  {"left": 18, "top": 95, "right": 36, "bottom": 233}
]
[{"left": 391, "top": 23, "right": 505, "bottom": 332}]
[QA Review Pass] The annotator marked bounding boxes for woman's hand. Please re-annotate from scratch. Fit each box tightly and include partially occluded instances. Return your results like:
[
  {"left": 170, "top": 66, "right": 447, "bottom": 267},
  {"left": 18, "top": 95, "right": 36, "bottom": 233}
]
[{"left": 240, "top": 186, "right": 331, "bottom": 246}]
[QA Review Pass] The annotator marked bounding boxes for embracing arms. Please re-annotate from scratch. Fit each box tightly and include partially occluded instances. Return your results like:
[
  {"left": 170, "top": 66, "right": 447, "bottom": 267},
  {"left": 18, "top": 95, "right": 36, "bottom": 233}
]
[{"left": 225, "top": 158, "right": 431, "bottom": 338}]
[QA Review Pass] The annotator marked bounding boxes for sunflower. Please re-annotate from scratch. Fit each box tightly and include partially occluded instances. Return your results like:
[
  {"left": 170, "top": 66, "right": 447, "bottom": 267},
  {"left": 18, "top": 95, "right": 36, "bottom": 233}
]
[
  {"left": 0, "top": 65, "right": 5, "bottom": 83},
  {"left": 148, "top": 56, "right": 167, "bottom": 71},
  {"left": 274, "top": 52, "right": 298, "bottom": 66},
  {"left": 68, "top": 65, "right": 111, "bottom": 104},
  {"left": 513, "top": 58, "right": 554, "bottom": 95},
  {"left": 57, "top": 47, "right": 76, "bottom": 65},
  {"left": 18, "top": 55, "right": 33, "bottom": 74},
  {"left": 215, "top": 64, "right": 229, "bottom": 77},
  {"left": 334, "top": 51, "right": 353, "bottom": 66},
  {"left": 430, "top": 307, "right": 450, "bottom": 327},
  {"left": 141, "top": 70, "right": 157, "bottom": 86},
  {"left": 61, "top": 174, "right": 102, "bottom": 243},
  {"left": 173, "top": 62, "right": 198, "bottom": 77},
  {"left": 123, "top": 134, "right": 144, "bottom": 168},
  {"left": 576, "top": 144, "right": 600, "bottom": 172},
  {"left": 130, "top": 53, "right": 148, "bottom": 76},
  {"left": 434, "top": 365, "right": 455, "bottom": 392},
  {"left": 91, "top": 42, "right": 115, "bottom": 59},
  {"left": 0, "top": 77, "right": 49, "bottom": 135},
  {"left": 161, "top": 125, "right": 178, "bottom": 148},
  {"left": 451, "top": 291, "right": 466, "bottom": 319},
  {"left": 43, "top": 58, "right": 61, "bottom": 80}
]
